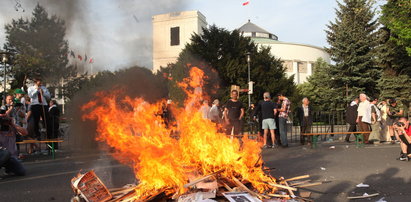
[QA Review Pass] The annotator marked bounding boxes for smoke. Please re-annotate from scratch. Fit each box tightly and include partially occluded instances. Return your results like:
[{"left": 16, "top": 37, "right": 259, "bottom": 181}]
[
  {"left": 66, "top": 66, "right": 168, "bottom": 151},
  {"left": 0, "top": 0, "right": 191, "bottom": 71}
]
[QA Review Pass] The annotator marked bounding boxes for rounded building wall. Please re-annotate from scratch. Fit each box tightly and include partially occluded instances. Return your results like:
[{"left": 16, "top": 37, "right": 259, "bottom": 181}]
[{"left": 253, "top": 39, "right": 330, "bottom": 84}]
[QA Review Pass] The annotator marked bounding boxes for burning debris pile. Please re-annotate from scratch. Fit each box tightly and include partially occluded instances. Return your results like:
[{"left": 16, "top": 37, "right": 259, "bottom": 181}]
[{"left": 72, "top": 67, "right": 320, "bottom": 201}]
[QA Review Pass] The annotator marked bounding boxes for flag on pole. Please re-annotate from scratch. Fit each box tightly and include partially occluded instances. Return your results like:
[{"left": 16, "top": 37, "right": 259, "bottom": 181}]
[
  {"left": 242, "top": 1, "right": 250, "bottom": 6},
  {"left": 70, "top": 50, "right": 75, "bottom": 58},
  {"left": 89, "top": 58, "right": 94, "bottom": 63},
  {"left": 84, "top": 54, "right": 88, "bottom": 62},
  {"left": 78, "top": 55, "right": 83, "bottom": 61}
]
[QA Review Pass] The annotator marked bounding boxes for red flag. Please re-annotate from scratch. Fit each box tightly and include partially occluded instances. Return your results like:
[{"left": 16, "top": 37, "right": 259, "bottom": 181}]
[
  {"left": 242, "top": 1, "right": 250, "bottom": 6},
  {"left": 77, "top": 55, "right": 83, "bottom": 61},
  {"left": 89, "top": 58, "right": 94, "bottom": 63}
]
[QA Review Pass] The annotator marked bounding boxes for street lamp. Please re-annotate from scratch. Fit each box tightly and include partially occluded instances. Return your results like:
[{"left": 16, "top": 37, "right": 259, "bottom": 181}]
[
  {"left": 246, "top": 52, "right": 251, "bottom": 108},
  {"left": 1, "top": 51, "right": 12, "bottom": 105}
]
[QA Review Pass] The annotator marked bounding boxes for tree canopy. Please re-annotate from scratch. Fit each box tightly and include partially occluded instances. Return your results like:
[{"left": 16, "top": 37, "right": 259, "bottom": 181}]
[
  {"left": 325, "top": 0, "right": 380, "bottom": 106},
  {"left": 4, "top": 3, "right": 75, "bottom": 88},
  {"left": 167, "top": 25, "right": 296, "bottom": 107},
  {"left": 380, "top": 0, "right": 411, "bottom": 55}
]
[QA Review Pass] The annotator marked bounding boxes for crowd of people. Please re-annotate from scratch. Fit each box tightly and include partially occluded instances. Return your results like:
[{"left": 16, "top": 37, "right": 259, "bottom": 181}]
[
  {"left": 194, "top": 90, "right": 411, "bottom": 161},
  {"left": 194, "top": 90, "right": 292, "bottom": 148},
  {"left": 0, "top": 78, "right": 61, "bottom": 176},
  {"left": 345, "top": 93, "right": 411, "bottom": 161}
]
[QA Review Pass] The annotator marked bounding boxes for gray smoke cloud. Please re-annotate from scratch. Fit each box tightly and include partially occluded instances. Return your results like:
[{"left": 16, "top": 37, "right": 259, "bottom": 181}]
[{"left": 0, "top": 0, "right": 190, "bottom": 71}]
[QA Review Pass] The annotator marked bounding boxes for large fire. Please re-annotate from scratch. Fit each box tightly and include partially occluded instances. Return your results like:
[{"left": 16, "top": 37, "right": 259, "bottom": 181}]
[{"left": 81, "top": 67, "right": 277, "bottom": 200}]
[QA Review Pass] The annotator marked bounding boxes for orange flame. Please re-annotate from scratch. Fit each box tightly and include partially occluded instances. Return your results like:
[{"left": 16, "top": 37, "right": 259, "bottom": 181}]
[{"left": 82, "top": 67, "right": 276, "bottom": 199}]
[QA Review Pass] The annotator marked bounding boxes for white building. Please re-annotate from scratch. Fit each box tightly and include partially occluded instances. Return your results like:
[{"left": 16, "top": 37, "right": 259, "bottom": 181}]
[
  {"left": 152, "top": 11, "right": 207, "bottom": 73},
  {"left": 152, "top": 11, "right": 330, "bottom": 84}
]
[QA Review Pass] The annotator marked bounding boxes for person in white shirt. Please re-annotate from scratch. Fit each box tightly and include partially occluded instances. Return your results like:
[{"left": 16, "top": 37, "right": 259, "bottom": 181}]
[
  {"left": 198, "top": 100, "right": 210, "bottom": 120},
  {"left": 208, "top": 99, "right": 221, "bottom": 123},
  {"left": 27, "top": 78, "right": 51, "bottom": 140},
  {"left": 369, "top": 98, "right": 382, "bottom": 143},
  {"left": 356, "top": 93, "right": 372, "bottom": 143}
]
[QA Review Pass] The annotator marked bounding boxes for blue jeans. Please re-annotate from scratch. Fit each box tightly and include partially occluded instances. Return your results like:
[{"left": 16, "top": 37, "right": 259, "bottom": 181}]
[
  {"left": 279, "top": 117, "right": 288, "bottom": 146},
  {"left": 4, "top": 157, "right": 26, "bottom": 176}
]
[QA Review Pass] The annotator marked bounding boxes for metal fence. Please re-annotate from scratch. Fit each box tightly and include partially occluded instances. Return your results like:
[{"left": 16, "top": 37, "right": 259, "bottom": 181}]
[
  {"left": 286, "top": 110, "right": 349, "bottom": 143},
  {"left": 245, "top": 110, "right": 350, "bottom": 143}
]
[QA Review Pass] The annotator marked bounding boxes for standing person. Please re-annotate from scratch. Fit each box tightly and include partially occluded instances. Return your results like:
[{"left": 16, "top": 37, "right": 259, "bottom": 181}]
[
  {"left": 254, "top": 92, "right": 277, "bottom": 148},
  {"left": 386, "top": 98, "right": 404, "bottom": 143},
  {"left": 274, "top": 97, "right": 281, "bottom": 146},
  {"left": 345, "top": 98, "right": 359, "bottom": 143},
  {"left": 198, "top": 100, "right": 210, "bottom": 120},
  {"left": 277, "top": 93, "right": 291, "bottom": 147},
  {"left": 48, "top": 100, "right": 60, "bottom": 149},
  {"left": 223, "top": 90, "right": 245, "bottom": 137},
  {"left": 27, "top": 78, "right": 51, "bottom": 140},
  {"left": 296, "top": 97, "right": 313, "bottom": 145},
  {"left": 14, "top": 89, "right": 26, "bottom": 112},
  {"left": 378, "top": 100, "right": 389, "bottom": 142},
  {"left": 369, "top": 98, "right": 381, "bottom": 144},
  {"left": 356, "top": 94, "right": 372, "bottom": 144},
  {"left": 208, "top": 99, "right": 221, "bottom": 124}
]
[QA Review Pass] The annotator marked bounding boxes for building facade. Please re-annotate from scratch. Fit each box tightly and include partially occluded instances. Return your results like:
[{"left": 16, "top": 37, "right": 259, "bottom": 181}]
[
  {"left": 152, "top": 11, "right": 207, "bottom": 73},
  {"left": 152, "top": 11, "right": 330, "bottom": 84}
]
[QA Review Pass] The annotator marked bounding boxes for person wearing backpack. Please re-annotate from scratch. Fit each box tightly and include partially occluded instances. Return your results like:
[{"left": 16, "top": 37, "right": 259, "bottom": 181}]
[{"left": 369, "top": 98, "right": 382, "bottom": 144}]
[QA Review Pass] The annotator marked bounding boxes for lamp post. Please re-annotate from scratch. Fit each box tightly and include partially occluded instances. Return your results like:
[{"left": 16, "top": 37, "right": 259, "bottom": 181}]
[
  {"left": 246, "top": 52, "right": 251, "bottom": 108},
  {"left": 1, "top": 51, "right": 12, "bottom": 106}
]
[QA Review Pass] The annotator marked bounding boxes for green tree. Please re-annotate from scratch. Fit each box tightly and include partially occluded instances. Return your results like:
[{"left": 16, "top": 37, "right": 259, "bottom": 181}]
[
  {"left": 326, "top": 0, "right": 380, "bottom": 105},
  {"left": 168, "top": 25, "right": 295, "bottom": 107},
  {"left": 380, "top": 0, "right": 411, "bottom": 55},
  {"left": 4, "top": 3, "right": 75, "bottom": 88},
  {"left": 376, "top": 18, "right": 411, "bottom": 107},
  {"left": 298, "top": 58, "right": 341, "bottom": 111}
]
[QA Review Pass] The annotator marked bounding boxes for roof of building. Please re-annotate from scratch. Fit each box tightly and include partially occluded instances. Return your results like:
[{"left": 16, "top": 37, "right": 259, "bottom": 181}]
[
  {"left": 238, "top": 20, "right": 278, "bottom": 40},
  {"left": 238, "top": 20, "right": 271, "bottom": 34}
]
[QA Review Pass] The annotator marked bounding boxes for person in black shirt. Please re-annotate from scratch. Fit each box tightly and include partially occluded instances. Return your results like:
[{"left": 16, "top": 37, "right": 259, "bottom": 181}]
[
  {"left": 224, "top": 90, "right": 244, "bottom": 137},
  {"left": 345, "top": 98, "right": 359, "bottom": 143},
  {"left": 254, "top": 92, "right": 277, "bottom": 148}
]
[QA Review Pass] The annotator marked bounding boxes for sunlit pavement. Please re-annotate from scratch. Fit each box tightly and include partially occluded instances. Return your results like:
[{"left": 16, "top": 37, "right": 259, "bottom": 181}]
[{"left": 1, "top": 142, "right": 409, "bottom": 202}]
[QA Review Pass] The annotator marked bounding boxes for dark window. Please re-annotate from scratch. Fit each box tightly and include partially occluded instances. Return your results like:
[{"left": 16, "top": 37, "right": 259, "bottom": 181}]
[
  {"left": 252, "top": 32, "right": 256, "bottom": 37},
  {"left": 170, "top": 27, "right": 180, "bottom": 46}
]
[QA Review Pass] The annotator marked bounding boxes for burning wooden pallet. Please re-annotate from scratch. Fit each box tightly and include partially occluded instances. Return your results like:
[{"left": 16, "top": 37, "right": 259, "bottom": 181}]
[{"left": 71, "top": 170, "right": 322, "bottom": 202}]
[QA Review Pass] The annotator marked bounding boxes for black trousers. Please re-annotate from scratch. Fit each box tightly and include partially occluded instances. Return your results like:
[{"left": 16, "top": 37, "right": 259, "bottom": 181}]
[
  {"left": 226, "top": 119, "right": 242, "bottom": 136},
  {"left": 31, "top": 105, "right": 50, "bottom": 140},
  {"left": 345, "top": 124, "right": 357, "bottom": 141},
  {"left": 300, "top": 119, "right": 312, "bottom": 144}
]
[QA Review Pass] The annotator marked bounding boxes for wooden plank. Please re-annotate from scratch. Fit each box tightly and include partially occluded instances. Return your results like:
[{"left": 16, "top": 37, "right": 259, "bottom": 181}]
[
  {"left": 267, "top": 182, "right": 298, "bottom": 191},
  {"left": 232, "top": 177, "right": 264, "bottom": 199},
  {"left": 284, "top": 175, "right": 310, "bottom": 182},
  {"left": 289, "top": 180, "right": 311, "bottom": 186},
  {"left": 183, "top": 169, "right": 223, "bottom": 188},
  {"left": 266, "top": 193, "right": 290, "bottom": 198},
  {"left": 282, "top": 178, "right": 296, "bottom": 198},
  {"left": 347, "top": 193, "right": 379, "bottom": 199}
]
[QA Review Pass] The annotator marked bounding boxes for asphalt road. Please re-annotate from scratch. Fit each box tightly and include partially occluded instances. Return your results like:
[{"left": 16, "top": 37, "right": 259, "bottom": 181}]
[{"left": 1, "top": 142, "right": 410, "bottom": 202}]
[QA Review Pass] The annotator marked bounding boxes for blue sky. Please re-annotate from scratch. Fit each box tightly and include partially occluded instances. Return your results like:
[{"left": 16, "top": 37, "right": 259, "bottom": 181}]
[
  {"left": 188, "top": 0, "right": 338, "bottom": 47},
  {"left": 0, "top": 0, "right": 383, "bottom": 71}
]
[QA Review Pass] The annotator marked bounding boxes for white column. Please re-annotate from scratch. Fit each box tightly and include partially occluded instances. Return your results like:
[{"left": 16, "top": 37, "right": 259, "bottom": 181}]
[
  {"left": 307, "top": 62, "right": 312, "bottom": 76},
  {"left": 293, "top": 61, "right": 299, "bottom": 84}
]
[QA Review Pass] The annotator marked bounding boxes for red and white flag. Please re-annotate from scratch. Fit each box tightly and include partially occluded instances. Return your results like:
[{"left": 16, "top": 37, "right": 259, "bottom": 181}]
[
  {"left": 89, "top": 58, "right": 94, "bottom": 63},
  {"left": 242, "top": 1, "right": 250, "bottom": 6}
]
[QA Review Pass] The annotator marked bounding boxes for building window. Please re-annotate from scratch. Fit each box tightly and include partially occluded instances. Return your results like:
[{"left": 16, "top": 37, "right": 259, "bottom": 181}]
[
  {"left": 298, "top": 62, "right": 307, "bottom": 73},
  {"left": 252, "top": 32, "right": 256, "bottom": 37},
  {"left": 284, "top": 61, "right": 293, "bottom": 72},
  {"left": 170, "top": 27, "right": 180, "bottom": 46}
]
